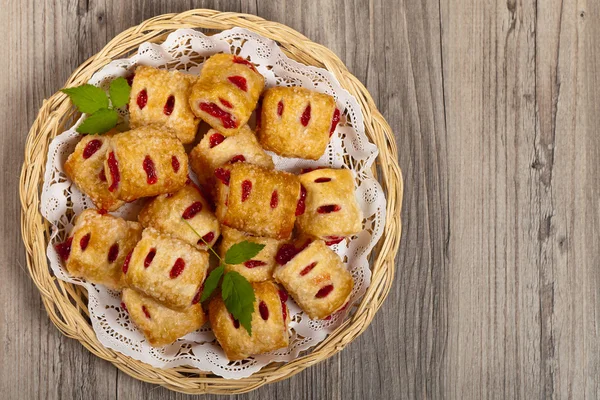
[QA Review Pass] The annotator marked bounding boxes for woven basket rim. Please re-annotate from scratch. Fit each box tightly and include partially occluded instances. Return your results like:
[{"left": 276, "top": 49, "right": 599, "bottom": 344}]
[{"left": 19, "top": 9, "right": 403, "bottom": 395}]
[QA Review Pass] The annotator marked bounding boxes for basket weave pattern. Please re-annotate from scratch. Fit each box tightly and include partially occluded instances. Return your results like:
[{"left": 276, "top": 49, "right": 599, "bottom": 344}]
[{"left": 19, "top": 9, "right": 403, "bottom": 394}]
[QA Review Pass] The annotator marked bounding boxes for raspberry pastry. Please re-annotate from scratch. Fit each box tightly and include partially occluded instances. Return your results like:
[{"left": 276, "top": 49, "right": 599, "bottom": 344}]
[
  {"left": 138, "top": 181, "right": 220, "bottom": 251},
  {"left": 215, "top": 163, "right": 301, "bottom": 240},
  {"left": 129, "top": 66, "right": 200, "bottom": 144},
  {"left": 62, "top": 209, "right": 142, "bottom": 290},
  {"left": 123, "top": 228, "right": 209, "bottom": 310},
  {"left": 257, "top": 86, "right": 340, "bottom": 160},
  {"left": 219, "top": 226, "right": 287, "bottom": 283},
  {"left": 273, "top": 239, "right": 353, "bottom": 319},
  {"left": 121, "top": 288, "right": 206, "bottom": 347},
  {"left": 104, "top": 127, "right": 188, "bottom": 202},
  {"left": 189, "top": 125, "right": 274, "bottom": 192},
  {"left": 296, "top": 168, "right": 362, "bottom": 244},
  {"left": 208, "top": 281, "right": 289, "bottom": 360},
  {"left": 64, "top": 133, "right": 124, "bottom": 211},
  {"left": 189, "top": 54, "right": 265, "bottom": 136}
]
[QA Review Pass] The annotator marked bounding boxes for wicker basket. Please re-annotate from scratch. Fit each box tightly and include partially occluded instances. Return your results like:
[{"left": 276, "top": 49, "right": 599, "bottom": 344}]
[{"left": 19, "top": 9, "right": 403, "bottom": 394}]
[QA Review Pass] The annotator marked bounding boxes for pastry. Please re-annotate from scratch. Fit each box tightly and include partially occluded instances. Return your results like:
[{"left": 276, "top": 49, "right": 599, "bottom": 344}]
[
  {"left": 189, "top": 54, "right": 265, "bottom": 136},
  {"left": 104, "top": 126, "right": 188, "bottom": 202},
  {"left": 138, "top": 181, "right": 220, "bottom": 251},
  {"left": 129, "top": 65, "right": 200, "bottom": 144},
  {"left": 123, "top": 228, "right": 209, "bottom": 310},
  {"left": 257, "top": 86, "right": 340, "bottom": 160},
  {"left": 64, "top": 209, "right": 142, "bottom": 290},
  {"left": 121, "top": 288, "right": 206, "bottom": 347},
  {"left": 214, "top": 163, "right": 301, "bottom": 239},
  {"left": 64, "top": 132, "right": 124, "bottom": 211},
  {"left": 208, "top": 281, "right": 289, "bottom": 360},
  {"left": 273, "top": 239, "right": 353, "bottom": 319}
]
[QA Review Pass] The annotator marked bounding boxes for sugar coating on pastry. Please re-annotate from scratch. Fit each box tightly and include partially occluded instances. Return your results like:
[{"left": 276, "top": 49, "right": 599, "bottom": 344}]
[
  {"left": 64, "top": 133, "right": 124, "bottom": 211},
  {"left": 215, "top": 163, "right": 301, "bottom": 239},
  {"left": 257, "top": 86, "right": 339, "bottom": 160},
  {"left": 138, "top": 181, "right": 220, "bottom": 251},
  {"left": 65, "top": 209, "right": 142, "bottom": 290},
  {"left": 189, "top": 125, "right": 274, "bottom": 192},
  {"left": 122, "top": 288, "right": 206, "bottom": 347},
  {"left": 208, "top": 281, "right": 289, "bottom": 360},
  {"left": 104, "top": 126, "right": 188, "bottom": 202},
  {"left": 219, "top": 226, "right": 287, "bottom": 283},
  {"left": 129, "top": 66, "right": 200, "bottom": 144},
  {"left": 296, "top": 168, "right": 362, "bottom": 241},
  {"left": 189, "top": 54, "right": 265, "bottom": 136},
  {"left": 273, "top": 239, "right": 353, "bottom": 320},
  {"left": 123, "top": 228, "right": 209, "bottom": 310}
]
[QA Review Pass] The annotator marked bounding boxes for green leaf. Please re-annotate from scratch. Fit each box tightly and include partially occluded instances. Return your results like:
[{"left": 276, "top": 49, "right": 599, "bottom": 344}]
[
  {"left": 76, "top": 108, "right": 119, "bottom": 134},
  {"left": 200, "top": 265, "right": 224, "bottom": 302},
  {"left": 109, "top": 77, "right": 131, "bottom": 108},
  {"left": 225, "top": 241, "right": 266, "bottom": 265},
  {"left": 222, "top": 271, "right": 255, "bottom": 335},
  {"left": 61, "top": 84, "right": 109, "bottom": 114}
]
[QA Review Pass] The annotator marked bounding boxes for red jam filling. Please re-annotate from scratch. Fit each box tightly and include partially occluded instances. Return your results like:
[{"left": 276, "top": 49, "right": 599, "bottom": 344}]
[
  {"left": 232, "top": 56, "right": 257, "bottom": 72},
  {"left": 122, "top": 250, "right": 133, "bottom": 274},
  {"left": 143, "top": 156, "right": 158, "bottom": 185},
  {"left": 259, "top": 301, "right": 269, "bottom": 320},
  {"left": 144, "top": 249, "right": 156, "bottom": 268},
  {"left": 219, "top": 98, "right": 233, "bottom": 108},
  {"left": 230, "top": 313, "right": 240, "bottom": 329},
  {"left": 198, "top": 231, "right": 215, "bottom": 246},
  {"left": 209, "top": 133, "right": 225, "bottom": 148},
  {"left": 295, "top": 185, "right": 307, "bottom": 216},
  {"left": 314, "top": 177, "right": 331, "bottom": 183},
  {"left": 170, "top": 258, "right": 186, "bottom": 279},
  {"left": 83, "top": 139, "right": 102, "bottom": 159},
  {"left": 228, "top": 75, "right": 248, "bottom": 92},
  {"left": 107, "top": 151, "right": 120, "bottom": 192},
  {"left": 317, "top": 204, "right": 342, "bottom": 214},
  {"left": 300, "top": 104, "right": 311, "bottom": 126},
  {"left": 214, "top": 168, "right": 230, "bottom": 186},
  {"left": 324, "top": 236, "right": 345, "bottom": 246},
  {"left": 300, "top": 166, "right": 323, "bottom": 174},
  {"left": 98, "top": 169, "right": 107, "bottom": 182},
  {"left": 163, "top": 95, "right": 175, "bottom": 115},
  {"left": 120, "top": 302, "right": 128, "bottom": 312},
  {"left": 126, "top": 73, "right": 135, "bottom": 87},
  {"left": 244, "top": 260, "right": 267, "bottom": 268},
  {"left": 270, "top": 190, "right": 279, "bottom": 209},
  {"left": 275, "top": 244, "right": 299, "bottom": 265},
  {"left": 108, "top": 243, "right": 119, "bottom": 263},
  {"left": 55, "top": 237, "right": 73, "bottom": 261},
  {"left": 137, "top": 89, "right": 147, "bottom": 109},
  {"left": 241, "top": 180, "right": 252, "bottom": 202},
  {"left": 192, "top": 287, "right": 202, "bottom": 304},
  {"left": 299, "top": 261, "right": 317, "bottom": 276},
  {"left": 330, "top": 108, "right": 341, "bottom": 136},
  {"left": 278, "top": 290, "right": 288, "bottom": 320},
  {"left": 80, "top": 233, "right": 91, "bottom": 251},
  {"left": 182, "top": 201, "right": 203, "bottom": 220},
  {"left": 315, "top": 284, "right": 334, "bottom": 298},
  {"left": 142, "top": 305, "right": 151, "bottom": 319},
  {"left": 230, "top": 154, "right": 246, "bottom": 163},
  {"left": 171, "top": 156, "right": 180, "bottom": 173},
  {"left": 97, "top": 209, "right": 108, "bottom": 215},
  {"left": 199, "top": 102, "right": 237, "bottom": 129},
  {"left": 277, "top": 100, "right": 284, "bottom": 116}
]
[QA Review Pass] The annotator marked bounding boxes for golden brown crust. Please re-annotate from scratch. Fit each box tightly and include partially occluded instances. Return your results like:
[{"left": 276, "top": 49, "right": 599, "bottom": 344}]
[
  {"left": 273, "top": 240, "right": 353, "bottom": 319},
  {"left": 64, "top": 133, "right": 124, "bottom": 211},
  {"left": 123, "top": 228, "right": 209, "bottom": 310},
  {"left": 208, "top": 281, "right": 289, "bottom": 360},
  {"left": 257, "top": 86, "right": 337, "bottom": 160},
  {"left": 122, "top": 288, "right": 206, "bottom": 347},
  {"left": 138, "top": 182, "right": 220, "bottom": 251},
  {"left": 129, "top": 66, "right": 200, "bottom": 144},
  {"left": 189, "top": 126, "right": 274, "bottom": 192},
  {"left": 104, "top": 126, "right": 188, "bottom": 202},
  {"left": 215, "top": 163, "right": 301, "bottom": 239},
  {"left": 296, "top": 168, "right": 362, "bottom": 239},
  {"left": 219, "top": 226, "right": 287, "bottom": 282},
  {"left": 66, "top": 209, "right": 142, "bottom": 290},
  {"left": 189, "top": 54, "right": 265, "bottom": 136}
]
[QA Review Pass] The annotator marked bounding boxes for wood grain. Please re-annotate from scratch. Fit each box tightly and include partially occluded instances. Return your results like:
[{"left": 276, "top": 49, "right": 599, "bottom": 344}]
[{"left": 1, "top": 0, "right": 598, "bottom": 398}]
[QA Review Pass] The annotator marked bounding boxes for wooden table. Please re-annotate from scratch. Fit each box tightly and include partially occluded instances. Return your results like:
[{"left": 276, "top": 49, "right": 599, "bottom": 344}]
[{"left": 2, "top": 1, "right": 599, "bottom": 399}]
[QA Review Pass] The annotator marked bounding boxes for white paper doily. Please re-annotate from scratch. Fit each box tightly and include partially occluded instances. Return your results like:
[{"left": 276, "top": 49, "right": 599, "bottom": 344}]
[{"left": 40, "top": 28, "right": 386, "bottom": 379}]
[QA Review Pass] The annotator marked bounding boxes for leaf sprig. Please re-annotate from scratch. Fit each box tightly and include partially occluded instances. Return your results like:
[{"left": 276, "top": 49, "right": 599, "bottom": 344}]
[
  {"left": 183, "top": 220, "right": 264, "bottom": 335},
  {"left": 61, "top": 77, "right": 131, "bottom": 134}
]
